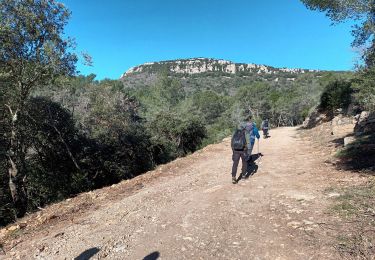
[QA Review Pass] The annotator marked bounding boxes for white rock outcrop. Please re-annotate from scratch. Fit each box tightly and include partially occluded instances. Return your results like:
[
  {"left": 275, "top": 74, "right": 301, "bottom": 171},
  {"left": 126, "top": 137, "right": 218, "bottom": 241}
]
[{"left": 121, "top": 58, "right": 317, "bottom": 78}]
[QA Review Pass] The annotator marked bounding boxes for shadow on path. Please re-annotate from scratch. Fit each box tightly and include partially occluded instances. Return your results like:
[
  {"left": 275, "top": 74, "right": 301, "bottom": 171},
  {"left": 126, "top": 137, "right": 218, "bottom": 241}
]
[
  {"left": 143, "top": 251, "right": 160, "bottom": 260},
  {"left": 74, "top": 247, "right": 100, "bottom": 260},
  {"left": 237, "top": 153, "right": 262, "bottom": 182},
  {"left": 250, "top": 153, "right": 263, "bottom": 162}
]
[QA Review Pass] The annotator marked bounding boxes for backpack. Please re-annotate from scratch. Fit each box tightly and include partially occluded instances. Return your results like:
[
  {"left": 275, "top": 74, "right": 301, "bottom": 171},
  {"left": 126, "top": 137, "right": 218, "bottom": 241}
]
[
  {"left": 246, "top": 122, "right": 254, "bottom": 133},
  {"left": 232, "top": 129, "right": 246, "bottom": 151}
]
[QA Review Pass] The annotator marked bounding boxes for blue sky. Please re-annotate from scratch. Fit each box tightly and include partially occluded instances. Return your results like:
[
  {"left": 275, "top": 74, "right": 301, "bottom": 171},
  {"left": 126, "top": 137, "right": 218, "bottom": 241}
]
[{"left": 61, "top": 0, "right": 357, "bottom": 80}]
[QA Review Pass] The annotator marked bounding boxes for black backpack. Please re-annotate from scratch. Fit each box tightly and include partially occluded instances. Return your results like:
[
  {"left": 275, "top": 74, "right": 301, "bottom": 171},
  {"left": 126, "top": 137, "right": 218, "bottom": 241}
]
[{"left": 232, "top": 129, "right": 246, "bottom": 151}]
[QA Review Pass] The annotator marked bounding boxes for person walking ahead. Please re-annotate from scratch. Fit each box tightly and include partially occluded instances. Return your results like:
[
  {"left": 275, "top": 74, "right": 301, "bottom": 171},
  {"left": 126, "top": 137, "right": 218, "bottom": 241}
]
[
  {"left": 243, "top": 116, "right": 261, "bottom": 179},
  {"left": 245, "top": 116, "right": 260, "bottom": 156},
  {"left": 261, "top": 118, "right": 269, "bottom": 138},
  {"left": 230, "top": 123, "right": 247, "bottom": 184}
]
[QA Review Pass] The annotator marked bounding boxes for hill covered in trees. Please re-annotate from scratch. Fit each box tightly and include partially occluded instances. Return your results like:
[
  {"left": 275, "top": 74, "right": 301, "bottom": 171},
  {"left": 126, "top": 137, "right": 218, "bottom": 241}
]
[
  {"left": 121, "top": 58, "right": 327, "bottom": 94},
  {"left": 120, "top": 58, "right": 352, "bottom": 127}
]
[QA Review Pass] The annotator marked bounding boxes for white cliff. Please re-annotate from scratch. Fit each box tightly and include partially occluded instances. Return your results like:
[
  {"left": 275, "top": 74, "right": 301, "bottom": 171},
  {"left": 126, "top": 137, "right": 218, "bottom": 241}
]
[{"left": 121, "top": 58, "right": 318, "bottom": 78}]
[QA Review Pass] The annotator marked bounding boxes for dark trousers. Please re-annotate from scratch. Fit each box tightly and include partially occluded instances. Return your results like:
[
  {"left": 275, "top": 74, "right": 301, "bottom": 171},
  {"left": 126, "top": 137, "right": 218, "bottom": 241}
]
[{"left": 231, "top": 150, "right": 247, "bottom": 178}]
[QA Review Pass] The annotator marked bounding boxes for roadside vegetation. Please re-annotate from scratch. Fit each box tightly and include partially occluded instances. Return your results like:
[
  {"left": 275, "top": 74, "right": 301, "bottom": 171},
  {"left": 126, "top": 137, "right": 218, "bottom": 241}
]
[
  {"left": 302, "top": 1, "right": 375, "bottom": 258},
  {"left": 301, "top": 0, "right": 375, "bottom": 173}
]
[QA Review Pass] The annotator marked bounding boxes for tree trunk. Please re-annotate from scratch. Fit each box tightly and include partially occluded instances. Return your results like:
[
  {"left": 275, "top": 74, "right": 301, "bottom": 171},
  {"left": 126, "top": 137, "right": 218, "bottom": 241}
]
[
  {"left": 5, "top": 104, "right": 27, "bottom": 218},
  {"left": 8, "top": 156, "right": 27, "bottom": 218}
]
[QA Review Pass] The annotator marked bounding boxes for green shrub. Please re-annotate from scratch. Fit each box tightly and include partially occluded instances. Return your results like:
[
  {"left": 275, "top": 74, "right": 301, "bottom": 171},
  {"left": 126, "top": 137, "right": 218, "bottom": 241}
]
[
  {"left": 319, "top": 80, "right": 353, "bottom": 113},
  {"left": 353, "top": 69, "right": 375, "bottom": 112}
]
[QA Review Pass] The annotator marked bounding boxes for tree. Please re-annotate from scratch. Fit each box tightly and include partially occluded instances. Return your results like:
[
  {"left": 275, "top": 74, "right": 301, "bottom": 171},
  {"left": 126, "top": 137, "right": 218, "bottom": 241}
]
[
  {"left": 21, "top": 97, "right": 86, "bottom": 207},
  {"left": 301, "top": 0, "right": 375, "bottom": 65},
  {"left": 192, "top": 90, "right": 227, "bottom": 124},
  {"left": 0, "top": 0, "right": 77, "bottom": 217},
  {"left": 319, "top": 80, "right": 353, "bottom": 113},
  {"left": 353, "top": 68, "right": 375, "bottom": 111},
  {"left": 235, "top": 82, "right": 272, "bottom": 120},
  {"left": 152, "top": 112, "right": 206, "bottom": 156},
  {"left": 302, "top": 0, "right": 375, "bottom": 111},
  {"left": 156, "top": 75, "right": 185, "bottom": 108}
]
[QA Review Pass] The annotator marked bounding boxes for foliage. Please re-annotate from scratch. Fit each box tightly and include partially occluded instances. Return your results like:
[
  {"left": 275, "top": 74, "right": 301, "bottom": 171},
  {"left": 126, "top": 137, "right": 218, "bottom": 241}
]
[
  {"left": 21, "top": 97, "right": 85, "bottom": 207},
  {"left": 234, "top": 80, "right": 322, "bottom": 126},
  {"left": 0, "top": 85, "right": 14, "bottom": 225},
  {"left": 191, "top": 90, "right": 229, "bottom": 124},
  {"left": 0, "top": 92, "right": 160, "bottom": 226},
  {"left": 129, "top": 74, "right": 207, "bottom": 161},
  {"left": 319, "top": 79, "right": 353, "bottom": 113},
  {"left": 353, "top": 69, "right": 375, "bottom": 111},
  {"left": 0, "top": 0, "right": 78, "bottom": 219},
  {"left": 0, "top": 0, "right": 77, "bottom": 95},
  {"left": 301, "top": 0, "right": 375, "bottom": 111},
  {"left": 148, "top": 112, "right": 206, "bottom": 160},
  {"left": 301, "top": 0, "right": 374, "bottom": 65}
]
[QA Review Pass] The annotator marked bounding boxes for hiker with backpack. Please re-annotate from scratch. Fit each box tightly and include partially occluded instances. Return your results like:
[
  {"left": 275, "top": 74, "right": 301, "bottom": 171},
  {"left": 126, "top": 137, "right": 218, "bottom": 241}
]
[
  {"left": 230, "top": 116, "right": 260, "bottom": 184},
  {"left": 245, "top": 115, "right": 261, "bottom": 156},
  {"left": 261, "top": 118, "right": 270, "bottom": 139},
  {"left": 231, "top": 123, "right": 248, "bottom": 184},
  {"left": 243, "top": 116, "right": 261, "bottom": 179}
]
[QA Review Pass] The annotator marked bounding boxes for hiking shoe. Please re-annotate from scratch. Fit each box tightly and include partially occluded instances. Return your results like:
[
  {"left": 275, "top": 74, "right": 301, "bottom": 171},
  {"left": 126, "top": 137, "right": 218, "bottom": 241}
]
[
  {"left": 242, "top": 172, "right": 247, "bottom": 179},
  {"left": 232, "top": 177, "right": 237, "bottom": 184}
]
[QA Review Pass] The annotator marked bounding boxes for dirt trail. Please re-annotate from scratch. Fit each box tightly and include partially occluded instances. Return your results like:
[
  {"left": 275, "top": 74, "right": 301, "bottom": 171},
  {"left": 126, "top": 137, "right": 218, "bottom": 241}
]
[{"left": 1, "top": 127, "right": 359, "bottom": 259}]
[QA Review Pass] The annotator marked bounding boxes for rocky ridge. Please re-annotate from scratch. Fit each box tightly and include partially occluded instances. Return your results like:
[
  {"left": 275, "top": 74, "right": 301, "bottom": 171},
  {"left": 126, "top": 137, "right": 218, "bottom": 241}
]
[{"left": 121, "top": 58, "right": 318, "bottom": 78}]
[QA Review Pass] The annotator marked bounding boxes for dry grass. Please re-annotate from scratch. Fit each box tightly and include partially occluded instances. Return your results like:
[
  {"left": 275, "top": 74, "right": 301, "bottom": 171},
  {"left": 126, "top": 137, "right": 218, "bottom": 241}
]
[
  {"left": 328, "top": 180, "right": 375, "bottom": 259},
  {"left": 300, "top": 116, "right": 375, "bottom": 259}
]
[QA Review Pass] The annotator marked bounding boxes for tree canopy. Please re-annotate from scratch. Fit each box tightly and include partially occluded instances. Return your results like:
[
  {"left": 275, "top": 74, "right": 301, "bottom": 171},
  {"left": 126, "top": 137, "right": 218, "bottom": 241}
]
[
  {"left": 302, "top": 0, "right": 375, "bottom": 111},
  {"left": 1, "top": 0, "right": 77, "bottom": 219},
  {"left": 302, "top": 0, "right": 375, "bottom": 67}
]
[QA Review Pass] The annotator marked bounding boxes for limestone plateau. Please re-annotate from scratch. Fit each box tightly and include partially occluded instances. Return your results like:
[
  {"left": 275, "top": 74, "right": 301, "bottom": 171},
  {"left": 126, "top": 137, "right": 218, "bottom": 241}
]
[{"left": 121, "top": 58, "right": 318, "bottom": 78}]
